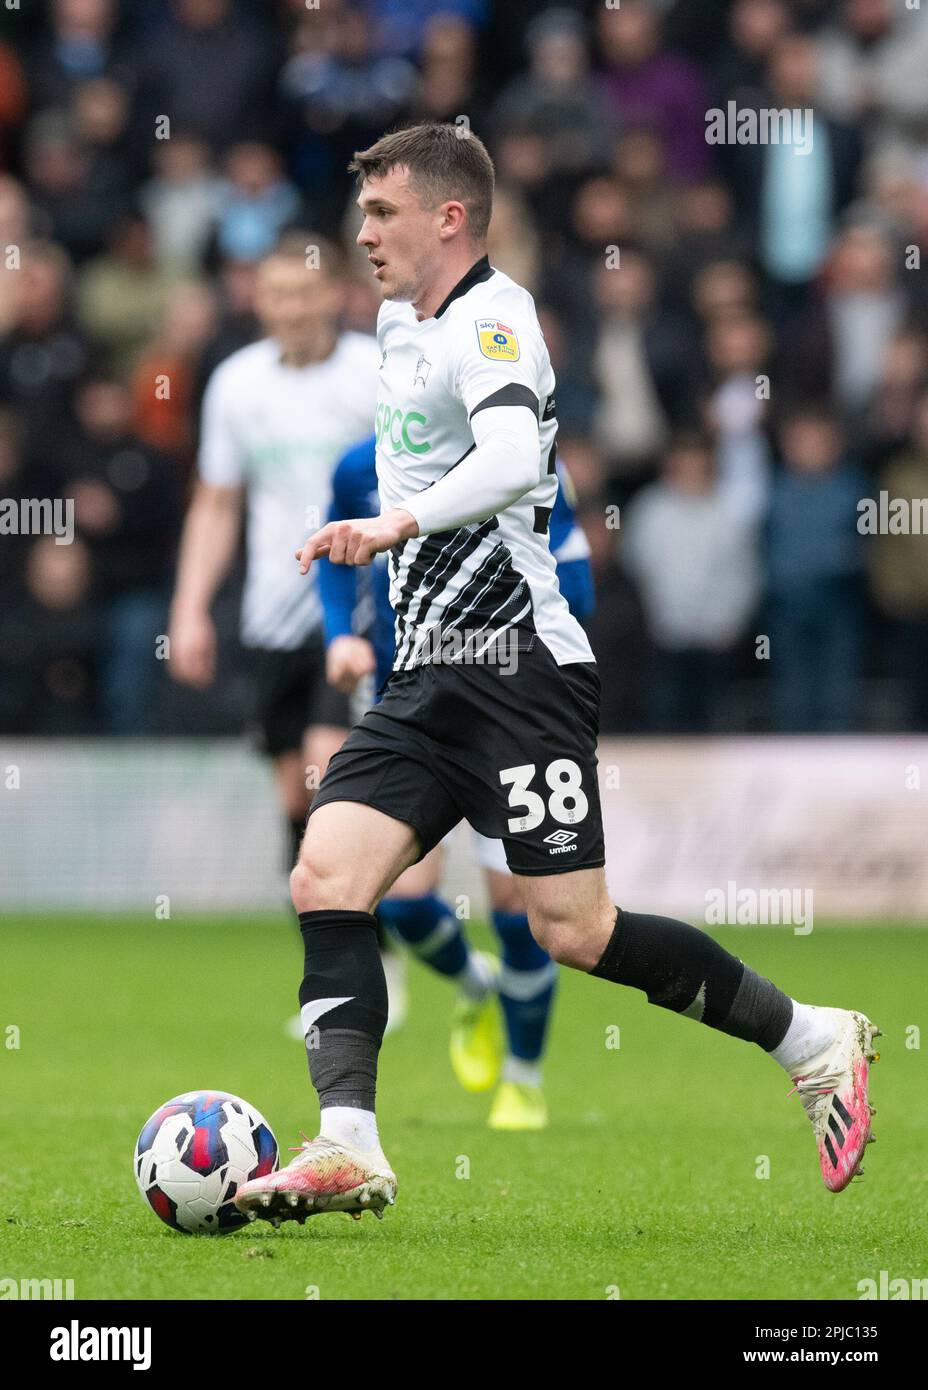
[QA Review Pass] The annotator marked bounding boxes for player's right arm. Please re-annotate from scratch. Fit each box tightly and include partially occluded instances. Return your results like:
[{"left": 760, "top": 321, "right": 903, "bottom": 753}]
[
  {"left": 168, "top": 482, "right": 243, "bottom": 688},
  {"left": 168, "top": 362, "right": 245, "bottom": 689}
]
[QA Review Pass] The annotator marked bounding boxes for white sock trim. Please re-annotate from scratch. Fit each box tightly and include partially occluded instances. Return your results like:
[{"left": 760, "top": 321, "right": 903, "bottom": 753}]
[
  {"left": 415, "top": 914, "right": 459, "bottom": 960},
  {"left": 770, "top": 1002, "right": 840, "bottom": 1075},
  {"left": 502, "top": 1055, "right": 542, "bottom": 1087},
  {"left": 498, "top": 960, "right": 557, "bottom": 1001},
  {"left": 319, "top": 1105, "right": 381, "bottom": 1154},
  {"left": 457, "top": 951, "right": 494, "bottom": 1000}
]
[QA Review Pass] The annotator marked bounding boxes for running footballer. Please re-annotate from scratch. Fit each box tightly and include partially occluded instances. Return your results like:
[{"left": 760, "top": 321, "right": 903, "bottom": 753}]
[{"left": 234, "top": 124, "right": 880, "bottom": 1225}]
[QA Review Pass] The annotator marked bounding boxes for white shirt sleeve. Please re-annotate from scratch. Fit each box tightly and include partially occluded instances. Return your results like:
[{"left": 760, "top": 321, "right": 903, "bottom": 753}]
[
  {"left": 197, "top": 364, "right": 246, "bottom": 487},
  {"left": 401, "top": 301, "right": 546, "bottom": 534},
  {"left": 453, "top": 306, "right": 543, "bottom": 419},
  {"left": 402, "top": 403, "right": 541, "bottom": 535}
]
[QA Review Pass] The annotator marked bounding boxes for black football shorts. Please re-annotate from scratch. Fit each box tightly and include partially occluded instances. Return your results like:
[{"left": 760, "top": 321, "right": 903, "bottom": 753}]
[
  {"left": 245, "top": 639, "right": 351, "bottom": 757},
  {"left": 308, "top": 635, "right": 605, "bottom": 876}
]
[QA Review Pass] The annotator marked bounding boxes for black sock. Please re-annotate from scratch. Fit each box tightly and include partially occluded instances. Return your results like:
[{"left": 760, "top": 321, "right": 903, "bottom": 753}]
[
  {"left": 288, "top": 814, "right": 307, "bottom": 869},
  {"left": 298, "top": 910, "right": 388, "bottom": 1112},
  {"left": 590, "top": 908, "right": 792, "bottom": 1051}
]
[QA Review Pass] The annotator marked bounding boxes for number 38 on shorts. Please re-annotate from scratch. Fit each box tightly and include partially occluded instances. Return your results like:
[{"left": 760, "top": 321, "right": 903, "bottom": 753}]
[{"left": 499, "top": 760, "right": 589, "bottom": 834}]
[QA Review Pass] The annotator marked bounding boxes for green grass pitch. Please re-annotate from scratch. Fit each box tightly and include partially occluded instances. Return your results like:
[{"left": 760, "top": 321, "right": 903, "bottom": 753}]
[{"left": 1, "top": 914, "right": 925, "bottom": 1300}]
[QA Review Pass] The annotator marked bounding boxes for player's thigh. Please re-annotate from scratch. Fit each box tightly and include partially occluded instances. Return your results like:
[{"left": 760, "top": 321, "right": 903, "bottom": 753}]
[
  {"left": 389, "top": 844, "right": 444, "bottom": 899},
  {"left": 293, "top": 800, "right": 422, "bottom": 914},
  {"left": 514, "top": 865, "right": 616, "bottom": 970},
  {"left": 307, "top": 677, "right": 462, "bottom": 875}
]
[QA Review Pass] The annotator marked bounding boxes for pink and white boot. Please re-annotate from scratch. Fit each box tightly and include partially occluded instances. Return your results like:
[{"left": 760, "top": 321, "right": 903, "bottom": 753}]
[
  {"left": 787, "top": 1009, "right": 881, "bottom": 1192},
  {"left": 234, "top": 1134, "right": 396, "bottom": 1227}
]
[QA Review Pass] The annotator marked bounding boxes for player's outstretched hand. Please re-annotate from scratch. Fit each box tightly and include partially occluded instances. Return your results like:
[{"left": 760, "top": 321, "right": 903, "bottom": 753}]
[
  {"left": 296, "top": 508, "right": 419, "bottom": 572},
  {"left": 326, "top": 635, "right": 377, "bottom": 694}
]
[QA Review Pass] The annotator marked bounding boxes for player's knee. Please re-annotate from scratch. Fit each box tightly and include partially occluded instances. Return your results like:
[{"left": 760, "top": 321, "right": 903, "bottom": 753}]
[
  {"left": 289, "top": 822, "right": 377, "bottom": 912},
  {"left": 289, "top": 852, "right": 343, "bottom": 914},
  {"left": 526, "top": 913, "right": 580, "bottom": 968},
  {"left": 528, "top": 905, "right": 610, "bottom": 971},
  {"left": 289, "top": 858, "right": 315, "bottom": 913}
]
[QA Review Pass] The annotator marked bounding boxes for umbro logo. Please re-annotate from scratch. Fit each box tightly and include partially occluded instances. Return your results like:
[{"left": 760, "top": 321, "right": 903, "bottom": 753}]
[
  {"left": 544, "top": 829, "right": 578, "bottom": 854},
  {"left": 414, "top": 354, "right": 431, "bottom": 387},
  {"left": 379, "top": 349, "right": 388, "bottom": 370}
]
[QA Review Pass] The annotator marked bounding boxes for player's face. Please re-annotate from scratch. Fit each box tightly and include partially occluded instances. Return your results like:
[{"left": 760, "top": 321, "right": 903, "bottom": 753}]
[
  {"left": 356, "top": 168, "right": 444, "bottom": 304},
  {"left": 254, "top": 256, "right": 342, "bottom": 356}
]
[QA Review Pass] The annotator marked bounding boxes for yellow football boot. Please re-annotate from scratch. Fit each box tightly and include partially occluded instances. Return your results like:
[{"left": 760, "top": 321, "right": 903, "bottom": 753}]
[
  {"left": 449, "top": 952, "right": 503, "bottom": 1093},
  {"left": 488, "top": 1080, "right": 549, "bottom": 1131}
]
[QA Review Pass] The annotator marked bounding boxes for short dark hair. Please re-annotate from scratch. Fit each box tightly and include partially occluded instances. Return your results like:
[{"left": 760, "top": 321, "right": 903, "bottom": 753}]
[{"left": 349, "top": 122, "right": 496, "bottom": 241}]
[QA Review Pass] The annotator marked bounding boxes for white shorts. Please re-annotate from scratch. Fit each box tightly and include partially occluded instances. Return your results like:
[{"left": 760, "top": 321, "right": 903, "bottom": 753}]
[
  {"left": 439, "top": 825, "right": 510, "bottom": 875},
  {"left": 469, "top": 827, "right": 510, "bottom": 874}
]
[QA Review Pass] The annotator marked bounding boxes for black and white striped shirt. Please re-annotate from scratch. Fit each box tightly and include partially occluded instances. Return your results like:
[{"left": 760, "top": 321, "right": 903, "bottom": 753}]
[{"left": 375, "top": 258, "right": 593, "bottom": 671}]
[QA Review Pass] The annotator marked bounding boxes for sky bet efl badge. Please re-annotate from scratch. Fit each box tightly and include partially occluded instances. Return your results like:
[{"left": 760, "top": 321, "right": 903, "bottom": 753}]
[{"left": 476, "top": 318, "right": 520, "bottom": 362}]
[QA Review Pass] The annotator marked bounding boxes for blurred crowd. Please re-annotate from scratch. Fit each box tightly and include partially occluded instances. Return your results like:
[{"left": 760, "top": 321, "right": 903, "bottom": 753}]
[{"left": 2, "top": 0, "right": 928, "bottom": 736}]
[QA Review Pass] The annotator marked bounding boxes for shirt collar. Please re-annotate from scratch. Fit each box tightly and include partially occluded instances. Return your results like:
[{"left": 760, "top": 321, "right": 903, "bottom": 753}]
[{"left": 433, "top": 254, "right": 493, "bottom": 319}]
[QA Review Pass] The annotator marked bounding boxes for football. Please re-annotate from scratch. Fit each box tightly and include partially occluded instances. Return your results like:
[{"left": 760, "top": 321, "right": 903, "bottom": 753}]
[{"left": 134, "top": 1090, "right": 278, "bottom": 1235}]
